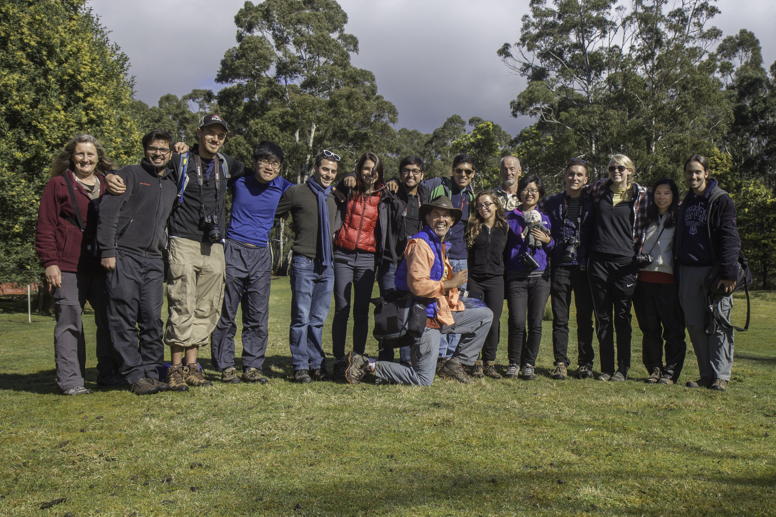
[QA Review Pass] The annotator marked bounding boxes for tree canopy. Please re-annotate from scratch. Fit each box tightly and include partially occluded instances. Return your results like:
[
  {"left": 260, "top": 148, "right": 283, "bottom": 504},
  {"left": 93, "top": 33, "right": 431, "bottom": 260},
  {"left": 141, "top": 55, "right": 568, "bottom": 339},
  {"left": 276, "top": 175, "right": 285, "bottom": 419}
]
[{"left": 0, "top": 0, "right": 140, "bottom": 284}]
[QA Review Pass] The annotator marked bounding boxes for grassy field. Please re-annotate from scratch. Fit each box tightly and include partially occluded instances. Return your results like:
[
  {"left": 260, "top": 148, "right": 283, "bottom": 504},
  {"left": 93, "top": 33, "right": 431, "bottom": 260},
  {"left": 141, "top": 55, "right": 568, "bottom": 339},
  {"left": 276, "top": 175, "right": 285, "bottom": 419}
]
[{"left": 0, "top": 280, "right": 774, "bottom": 516}]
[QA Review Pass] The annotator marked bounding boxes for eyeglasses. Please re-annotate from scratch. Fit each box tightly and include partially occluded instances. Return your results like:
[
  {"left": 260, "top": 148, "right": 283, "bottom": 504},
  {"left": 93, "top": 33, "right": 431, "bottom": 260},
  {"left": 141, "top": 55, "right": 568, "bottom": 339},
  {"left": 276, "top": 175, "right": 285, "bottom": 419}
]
[
  {"left": 608, "top": 165, "right": 627, "bottom": 173},
  {"left": 256, "top": 158, "right": 281, "bottom": 170},
  {"left": 454, "top": 167, "right": 475, "bottom": 176},
  {"left": 401, "top": 167, "right": 422, "bottom": 176},
  {"left": 476, "top": 202, "right": 495, "bottom": 210},
  {"left": 522, "top": 188, "right": 539, "bottom": 195},
  {"left": 147, "top": 147, "right": 172, "bottom": 155},
  {"left": 322, "top": 149, "right": 340, "bottom": 161}
]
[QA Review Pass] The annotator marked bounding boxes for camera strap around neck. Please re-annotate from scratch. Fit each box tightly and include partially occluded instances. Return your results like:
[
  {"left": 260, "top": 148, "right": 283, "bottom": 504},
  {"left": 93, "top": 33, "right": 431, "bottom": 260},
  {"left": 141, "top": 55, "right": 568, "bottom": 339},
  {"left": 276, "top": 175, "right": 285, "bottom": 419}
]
[{"left": 194, "top": 154, "right": 221, "bottom": 218}]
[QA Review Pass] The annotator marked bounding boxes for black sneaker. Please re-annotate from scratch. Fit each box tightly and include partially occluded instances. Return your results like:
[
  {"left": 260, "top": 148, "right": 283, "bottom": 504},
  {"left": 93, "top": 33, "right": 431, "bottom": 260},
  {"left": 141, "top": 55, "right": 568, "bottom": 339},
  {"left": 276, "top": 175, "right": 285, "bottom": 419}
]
[
  {"left": 242, "top": 368, "right": 268, "bottom": 384},
  {"left": 521, "top": 364, "right": 537, "bottom": 381},
  {"left": 131, "top": 377, "right": 160, "bottom": 396},
  {"left": 310, "top": 367, "right": 333, "bottom": 382},
  {"left": 575, "top": 364, "right": 594, "bottom": 379},
  {"left": 333, "top": 360, "right": 347, "bottom": 381},
  {"left": 294, "top": 369, "right": 312, "bottom": 384},
  {"left": 345, "top": 352, "right": 371, "bottom": 384},
  {"left": 96, "top": 371, "right": 127, "bottom": 387}
]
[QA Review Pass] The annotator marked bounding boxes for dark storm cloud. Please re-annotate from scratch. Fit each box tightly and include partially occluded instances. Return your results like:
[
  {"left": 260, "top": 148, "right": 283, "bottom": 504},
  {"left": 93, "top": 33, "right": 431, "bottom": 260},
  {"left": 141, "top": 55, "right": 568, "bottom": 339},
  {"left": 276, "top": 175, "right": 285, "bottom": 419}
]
[{"left": 89, "top": 0, "right": 776, "bottom": 139}]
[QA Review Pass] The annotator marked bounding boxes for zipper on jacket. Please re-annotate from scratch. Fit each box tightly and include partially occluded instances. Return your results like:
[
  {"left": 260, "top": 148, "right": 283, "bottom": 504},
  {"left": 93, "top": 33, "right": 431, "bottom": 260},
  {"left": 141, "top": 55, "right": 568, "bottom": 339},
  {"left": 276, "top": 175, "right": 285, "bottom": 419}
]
[
  {"left": 146, "top": 175, "right": 164, "bottom": 255},
  {"left": 354, "top": 194, "right": 367, "bottom": 251}
]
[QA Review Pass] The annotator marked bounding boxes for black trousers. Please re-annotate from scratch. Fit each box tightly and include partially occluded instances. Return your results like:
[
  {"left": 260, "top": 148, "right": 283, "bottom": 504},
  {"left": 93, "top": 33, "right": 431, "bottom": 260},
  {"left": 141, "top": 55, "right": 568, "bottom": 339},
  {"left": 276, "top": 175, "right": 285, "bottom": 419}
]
[
  {"left": 587, "top": 254, "right": 637, "bottom": 376},
  {"left": 505, "top": 273, "right": 550, "bottom": 367},
  {"left": 632, "top": 280, "right": 687, "bottom": 380},
  {"left": 467, "top": 274, "right": 505, "bottom": 362},
  {"left": 550, "top": 266, "right": 595, "bottom": 366},
  {"left": 106, "top": 250, "right": 165, "bottom": 383}
]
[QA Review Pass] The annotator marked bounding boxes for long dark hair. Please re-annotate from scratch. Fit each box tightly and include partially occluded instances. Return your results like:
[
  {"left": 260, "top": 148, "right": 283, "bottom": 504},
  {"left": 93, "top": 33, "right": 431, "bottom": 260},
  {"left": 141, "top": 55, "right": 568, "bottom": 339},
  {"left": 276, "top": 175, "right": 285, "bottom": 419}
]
[
  {"left": 352, "top": 151, "right": 384, "bottom": 198},
  {"left": 517, "top": 174, "right": 546, "bottom": 204},
  {"left": 466, "top": 190, "right": 506, "bottom": 248},
  {"left": 646, "top": 178, "right": 679, "bottom": 228}
]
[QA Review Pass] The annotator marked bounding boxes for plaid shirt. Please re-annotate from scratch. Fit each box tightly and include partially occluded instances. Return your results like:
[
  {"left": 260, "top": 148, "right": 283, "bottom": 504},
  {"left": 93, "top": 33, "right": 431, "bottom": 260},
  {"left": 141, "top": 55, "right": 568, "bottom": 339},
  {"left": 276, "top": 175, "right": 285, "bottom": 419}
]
[{"left": 588, "top": 178, "right": 650, "bottom": 252}]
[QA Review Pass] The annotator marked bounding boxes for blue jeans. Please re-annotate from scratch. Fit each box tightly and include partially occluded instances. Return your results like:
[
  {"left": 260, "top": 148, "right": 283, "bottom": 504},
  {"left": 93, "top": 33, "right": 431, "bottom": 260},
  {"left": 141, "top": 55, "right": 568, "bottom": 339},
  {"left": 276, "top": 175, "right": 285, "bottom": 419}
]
[
  {"left": 439, "top": 258, "right": 467, "bottom": 358},
  {"left": 376, "top": 261, "right": 411, "bottom": 364},
  {"left": 288, "top": 255, "right": 334, "bottom": 371}
]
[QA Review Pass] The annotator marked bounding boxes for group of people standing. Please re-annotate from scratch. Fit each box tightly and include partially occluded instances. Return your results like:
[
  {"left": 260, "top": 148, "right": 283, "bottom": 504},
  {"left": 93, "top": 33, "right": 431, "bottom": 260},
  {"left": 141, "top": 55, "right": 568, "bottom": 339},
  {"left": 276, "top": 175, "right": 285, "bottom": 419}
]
[{"left": 35, "top": 113, "right": 743, "bottom": 395}]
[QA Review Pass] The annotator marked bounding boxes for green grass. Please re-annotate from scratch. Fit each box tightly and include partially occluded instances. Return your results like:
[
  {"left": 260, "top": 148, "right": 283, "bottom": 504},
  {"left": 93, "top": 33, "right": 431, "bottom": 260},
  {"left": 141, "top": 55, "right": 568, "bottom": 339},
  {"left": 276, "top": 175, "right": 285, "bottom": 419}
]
[{"left": 1, "top": 281, "right": 775, "bottom": 516}]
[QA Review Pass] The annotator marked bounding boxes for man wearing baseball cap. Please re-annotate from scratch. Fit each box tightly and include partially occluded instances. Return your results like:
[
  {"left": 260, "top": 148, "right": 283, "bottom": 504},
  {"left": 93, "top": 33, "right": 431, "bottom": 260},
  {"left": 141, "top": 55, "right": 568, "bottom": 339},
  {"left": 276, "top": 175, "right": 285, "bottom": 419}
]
[{"left": 344, "top": 196, "right": 493, "bottom": 386}]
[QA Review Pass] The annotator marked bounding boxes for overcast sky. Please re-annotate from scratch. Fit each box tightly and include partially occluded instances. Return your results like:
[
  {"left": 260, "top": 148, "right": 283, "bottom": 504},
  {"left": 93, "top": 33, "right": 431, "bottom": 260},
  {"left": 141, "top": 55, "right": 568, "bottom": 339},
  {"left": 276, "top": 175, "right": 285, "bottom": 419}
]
[{"left": 88, "top": 0, "right": 776, "bottom": 137}]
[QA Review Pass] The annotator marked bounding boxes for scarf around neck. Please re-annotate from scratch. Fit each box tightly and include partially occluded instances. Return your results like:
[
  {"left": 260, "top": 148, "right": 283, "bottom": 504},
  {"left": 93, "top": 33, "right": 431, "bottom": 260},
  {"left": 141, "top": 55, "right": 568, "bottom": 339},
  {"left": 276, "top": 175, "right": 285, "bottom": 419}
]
[{"left": 307, "top": 175, "right": 333, "bottom": 267}]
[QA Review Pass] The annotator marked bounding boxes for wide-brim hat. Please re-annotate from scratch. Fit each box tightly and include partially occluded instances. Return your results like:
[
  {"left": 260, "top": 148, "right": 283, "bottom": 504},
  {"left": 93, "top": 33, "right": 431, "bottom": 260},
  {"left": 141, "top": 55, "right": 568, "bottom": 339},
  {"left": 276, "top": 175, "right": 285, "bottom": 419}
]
[{"left": 419, "top": 195, "right": 462, "bottom": 227}]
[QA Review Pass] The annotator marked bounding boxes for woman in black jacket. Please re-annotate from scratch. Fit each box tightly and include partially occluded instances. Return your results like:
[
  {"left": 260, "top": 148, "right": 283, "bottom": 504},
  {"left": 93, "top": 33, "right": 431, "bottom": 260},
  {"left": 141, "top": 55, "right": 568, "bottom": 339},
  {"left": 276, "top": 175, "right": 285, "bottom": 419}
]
[{"left": 466, "top": 190, "right": 508, "bottom": 379}]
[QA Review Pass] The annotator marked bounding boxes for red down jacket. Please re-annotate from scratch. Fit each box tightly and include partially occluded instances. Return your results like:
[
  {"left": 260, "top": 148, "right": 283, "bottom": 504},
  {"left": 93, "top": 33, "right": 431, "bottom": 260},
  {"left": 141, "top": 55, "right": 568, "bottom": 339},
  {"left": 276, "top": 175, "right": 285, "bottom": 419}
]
[{"left": 334, "top": 190, "right": 381, "bottom": 253}]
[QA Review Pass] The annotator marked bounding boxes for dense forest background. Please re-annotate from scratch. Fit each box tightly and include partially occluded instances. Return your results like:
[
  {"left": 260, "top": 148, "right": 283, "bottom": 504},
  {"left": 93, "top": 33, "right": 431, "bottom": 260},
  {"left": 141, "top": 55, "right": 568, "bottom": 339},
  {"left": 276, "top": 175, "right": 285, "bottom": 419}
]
[{"left": 2, "top": 0, "right": 775, "bottom": 287}]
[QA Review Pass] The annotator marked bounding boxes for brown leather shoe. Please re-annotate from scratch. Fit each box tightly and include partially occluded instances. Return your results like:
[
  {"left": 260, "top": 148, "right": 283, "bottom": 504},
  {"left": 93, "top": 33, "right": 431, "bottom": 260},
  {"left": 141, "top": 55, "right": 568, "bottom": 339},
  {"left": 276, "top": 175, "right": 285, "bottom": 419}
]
[
  {"left": 439, "top": 359, "right": 472, "bottom": 384},
  {"left": 183, "top": 363, "right": 212, "bottom": 387}
]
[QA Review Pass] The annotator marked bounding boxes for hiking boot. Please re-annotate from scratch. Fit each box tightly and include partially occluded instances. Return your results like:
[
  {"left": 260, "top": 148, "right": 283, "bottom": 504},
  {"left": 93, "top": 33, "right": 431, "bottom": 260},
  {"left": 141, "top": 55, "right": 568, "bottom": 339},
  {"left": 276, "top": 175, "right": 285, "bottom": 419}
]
[
  {"left": 550, "top": 363, "right": 567, "bottom": 380},
  {"left": 63, "top": 385, "right": 93, "bottom": 396},
  {"left": 483, "top": 361, "right": 501, "bottom": 379},
  {"left": 242, "top": 367, "right": 268, "bottom": 384},
  {"left": 294, "top": 369, "right": 312, "bottom": 384},
  {"left": 710, "top": 378, "right": 728, "bottom": 391},
  {"left": 575, "top": 364, "right": 594, "bottom": 379},
  {"left": 686, "top": 377, "right": 713, "bottom": 389},
  {"left": 221, "top": 367, "right": 241, "bottom": 384},
  {"left": 439, "top": 358, "right": 472, "bottom": 384},
  {"left": 646, "top": 367, "right": 661, "bottom": 384},
  {"left": 167, "top": 364, "right": 189, "bottom": 392},
  {"left": 183, "top": 363, "right": 212, "bottom": 387},
  {"left": 611, "top": 371, "right": 627, "bottom": 382},
  {"left": 345, "top": 352, "right": 371, "bottom": 384},
  {"left": 310, "top": 367, "right": 333, "bottom": 382},
  {"left": 521, "top": 364, "right": 537, "bottom": 381},
  {"left": 659, "top": 373, "right": 675, "bottom": 385},
  {"left": 471, "top": 360, "right": 485, "bottom": 379},
  {"left": 150, "top": 378, "right": 169, "bottom": 392},
  {"left": 436, "top": 357, "right": 446, "bottom": 375},
  {"left": 504, "top": 363, "right": 519, "bottom": 379},
  {"left": 597, "top": 373, "right": 612, "bottom": 382},
  {"left": 131, "top": 377, "right": 160, "bottom": 396}
]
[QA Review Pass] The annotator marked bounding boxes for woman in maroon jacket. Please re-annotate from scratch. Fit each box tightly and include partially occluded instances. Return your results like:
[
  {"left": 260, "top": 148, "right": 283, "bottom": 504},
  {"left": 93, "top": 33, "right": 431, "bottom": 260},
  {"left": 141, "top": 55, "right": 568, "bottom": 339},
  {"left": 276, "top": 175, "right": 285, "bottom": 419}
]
[
  {"left": 35, "top": 135, "right": 119, "bottom": 395},
  {"left": 331, "top": 152, "right": 385, "bottom": 363}
]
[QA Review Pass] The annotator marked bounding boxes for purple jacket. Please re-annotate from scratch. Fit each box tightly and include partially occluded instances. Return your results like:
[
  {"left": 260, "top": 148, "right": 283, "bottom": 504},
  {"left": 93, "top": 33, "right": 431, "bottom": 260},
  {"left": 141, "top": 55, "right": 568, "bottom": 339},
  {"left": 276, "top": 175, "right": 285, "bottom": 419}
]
[{"left": 504, "top": 209, "right": 554, "bottom": 272}]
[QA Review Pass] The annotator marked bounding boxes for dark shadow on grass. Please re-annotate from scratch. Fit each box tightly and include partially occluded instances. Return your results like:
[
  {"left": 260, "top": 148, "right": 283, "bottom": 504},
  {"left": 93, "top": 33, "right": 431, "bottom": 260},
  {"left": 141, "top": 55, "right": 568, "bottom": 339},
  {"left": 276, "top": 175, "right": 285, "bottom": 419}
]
[
  {"left": 736, "top": 353, "right": 776, "bottom": 364},
  {"left": 0, "top": 369, "right": 60, "bottom": 394}
]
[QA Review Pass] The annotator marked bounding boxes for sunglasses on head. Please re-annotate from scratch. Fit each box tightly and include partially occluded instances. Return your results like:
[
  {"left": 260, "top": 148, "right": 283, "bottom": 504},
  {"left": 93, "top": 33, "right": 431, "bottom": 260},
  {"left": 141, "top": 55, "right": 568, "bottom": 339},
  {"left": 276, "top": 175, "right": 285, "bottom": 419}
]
[
  {"left": 608, "top": 165, "right": 627, "bottom": 173},
  {"left": 322, "top": 149, "right": 340, "bottom": 161}
]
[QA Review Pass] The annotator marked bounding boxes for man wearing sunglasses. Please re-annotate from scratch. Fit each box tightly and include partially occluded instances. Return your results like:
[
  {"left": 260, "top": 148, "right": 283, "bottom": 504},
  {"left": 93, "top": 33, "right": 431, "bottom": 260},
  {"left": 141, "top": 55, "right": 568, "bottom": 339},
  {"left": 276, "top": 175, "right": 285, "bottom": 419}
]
[
  {"left": 275, "top": 150, "right": 341, "bottom": 383},
  {"left": 97, "top": 130, "right": 180, "bottom": 395},
  {"left": 210, "top": 141, "right": 292, "bottom": 385}
]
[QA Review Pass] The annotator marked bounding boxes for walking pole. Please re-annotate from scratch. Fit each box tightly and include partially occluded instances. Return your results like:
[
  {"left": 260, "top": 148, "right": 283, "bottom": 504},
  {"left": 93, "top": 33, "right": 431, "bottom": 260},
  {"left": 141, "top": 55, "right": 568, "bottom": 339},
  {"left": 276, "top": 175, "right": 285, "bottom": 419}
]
[{"left": 27, "top": 284, "right": 31, "bottom": 323}]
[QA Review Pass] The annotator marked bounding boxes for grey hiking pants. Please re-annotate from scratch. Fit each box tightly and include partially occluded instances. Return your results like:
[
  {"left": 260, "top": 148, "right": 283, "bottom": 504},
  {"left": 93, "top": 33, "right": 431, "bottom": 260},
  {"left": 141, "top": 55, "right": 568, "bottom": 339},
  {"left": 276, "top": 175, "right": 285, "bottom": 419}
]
[
  {"left": 678, "top": 265, "right": 734, "bottom": 381},
  {"left": 52, "top": 271, "right": 114, "bottom": 392},
  {"left": 374, "top": 303, "right": 493, "bottom": 386}
]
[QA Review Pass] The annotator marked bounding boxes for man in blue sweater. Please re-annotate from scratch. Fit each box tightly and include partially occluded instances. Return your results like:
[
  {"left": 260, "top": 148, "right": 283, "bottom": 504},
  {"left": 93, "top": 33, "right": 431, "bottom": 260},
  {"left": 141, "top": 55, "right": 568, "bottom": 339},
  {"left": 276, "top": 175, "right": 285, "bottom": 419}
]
[{"left": 210, "top": 141, "right": 292, "bottom": 384}]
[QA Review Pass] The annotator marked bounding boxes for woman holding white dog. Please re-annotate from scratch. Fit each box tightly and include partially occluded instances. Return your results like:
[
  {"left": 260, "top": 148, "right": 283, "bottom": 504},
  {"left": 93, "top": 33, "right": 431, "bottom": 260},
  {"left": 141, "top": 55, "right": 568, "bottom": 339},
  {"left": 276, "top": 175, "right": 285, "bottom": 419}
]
[{"left": 503, "top": 174, "right": 553, "bottom": 380}]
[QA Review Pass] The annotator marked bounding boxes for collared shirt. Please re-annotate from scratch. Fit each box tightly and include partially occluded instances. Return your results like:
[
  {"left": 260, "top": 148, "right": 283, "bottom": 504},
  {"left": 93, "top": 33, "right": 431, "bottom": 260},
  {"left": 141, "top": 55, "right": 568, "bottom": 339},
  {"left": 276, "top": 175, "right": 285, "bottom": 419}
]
[
  {"left": 494, "top": 185, "right": 521, "bottom": 212},
  {"left": 403, "top": 238, "right": 464, "bottom": 327}
]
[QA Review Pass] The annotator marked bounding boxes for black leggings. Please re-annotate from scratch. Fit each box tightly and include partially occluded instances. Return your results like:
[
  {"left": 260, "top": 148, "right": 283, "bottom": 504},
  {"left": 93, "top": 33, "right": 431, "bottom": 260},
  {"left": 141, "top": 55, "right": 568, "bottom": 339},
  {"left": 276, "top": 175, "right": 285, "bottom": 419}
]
[{"left": 467, "top": 274, "right": 504, "bottom": 362}]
